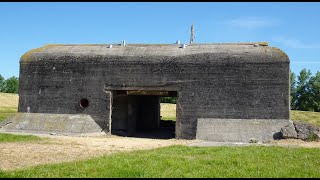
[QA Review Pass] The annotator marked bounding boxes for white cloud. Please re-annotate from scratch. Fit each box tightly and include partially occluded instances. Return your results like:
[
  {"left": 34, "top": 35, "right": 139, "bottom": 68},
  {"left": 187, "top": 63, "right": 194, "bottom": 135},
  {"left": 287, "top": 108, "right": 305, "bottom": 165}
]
[
  {"left": 272, "top": 36, "right": 320, "bottom": 49},
  {"left": 225, "top": 17, "right": 275, "bottom": 30}
]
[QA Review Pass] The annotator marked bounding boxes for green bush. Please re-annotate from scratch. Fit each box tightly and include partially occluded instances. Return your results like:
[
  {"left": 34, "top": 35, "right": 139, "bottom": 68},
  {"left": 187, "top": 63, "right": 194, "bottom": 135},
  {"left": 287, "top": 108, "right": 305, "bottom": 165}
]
[
  {"left": 160, "top": 97, "right": 177, "bottom": 104},
  {"left": 306, "top": 133, "right": 319, "bottom": 142}
]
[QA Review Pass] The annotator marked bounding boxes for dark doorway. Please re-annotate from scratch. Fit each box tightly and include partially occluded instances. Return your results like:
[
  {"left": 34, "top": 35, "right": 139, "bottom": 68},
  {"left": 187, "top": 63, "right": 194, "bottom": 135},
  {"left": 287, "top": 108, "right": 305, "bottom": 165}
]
[{"left": 111, "top": 90, "right": 177, "bottom": 139}]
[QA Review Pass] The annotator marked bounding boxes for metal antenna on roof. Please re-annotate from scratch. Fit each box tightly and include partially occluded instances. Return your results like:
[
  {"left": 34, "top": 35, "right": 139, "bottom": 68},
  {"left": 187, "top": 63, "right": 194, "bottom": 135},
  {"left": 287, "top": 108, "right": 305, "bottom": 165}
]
[{"left": 190, "top": 24, "right": 195, "bottom": 44}]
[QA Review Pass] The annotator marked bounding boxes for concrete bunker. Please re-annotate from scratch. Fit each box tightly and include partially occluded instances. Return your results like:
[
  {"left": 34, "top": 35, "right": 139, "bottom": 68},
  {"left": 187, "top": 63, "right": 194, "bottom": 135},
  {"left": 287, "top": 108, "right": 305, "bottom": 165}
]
[
  {"left": 110, "top": 90, "right": 177, "bottom": 139},
  {"left": 0, "top": 42, "right": 291, "bottom": 143}
]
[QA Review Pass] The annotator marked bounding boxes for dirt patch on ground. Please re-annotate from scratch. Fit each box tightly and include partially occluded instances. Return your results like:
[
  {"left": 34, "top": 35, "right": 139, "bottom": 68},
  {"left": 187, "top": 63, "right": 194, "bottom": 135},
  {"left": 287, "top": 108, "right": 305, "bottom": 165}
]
[{"left": 0, "top": 134, "right": 198, "bottom": 171}]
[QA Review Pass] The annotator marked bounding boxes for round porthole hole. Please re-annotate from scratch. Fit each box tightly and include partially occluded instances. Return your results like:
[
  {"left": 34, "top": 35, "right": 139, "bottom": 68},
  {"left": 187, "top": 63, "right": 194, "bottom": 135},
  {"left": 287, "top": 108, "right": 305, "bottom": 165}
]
[{"left": 80, "top": 98, "right": 89, "bottom": 108}]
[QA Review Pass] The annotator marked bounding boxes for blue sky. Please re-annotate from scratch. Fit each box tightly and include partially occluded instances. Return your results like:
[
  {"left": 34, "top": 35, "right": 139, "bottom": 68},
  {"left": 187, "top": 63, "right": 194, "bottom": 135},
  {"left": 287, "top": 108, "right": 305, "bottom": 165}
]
[{"left": 1, "top": 2, "right": 320, "bottom": 79}]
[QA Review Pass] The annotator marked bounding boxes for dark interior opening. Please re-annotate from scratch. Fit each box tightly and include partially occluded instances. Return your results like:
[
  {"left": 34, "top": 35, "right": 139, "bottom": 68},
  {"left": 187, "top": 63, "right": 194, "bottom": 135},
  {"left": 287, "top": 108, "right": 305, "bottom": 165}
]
[
  {"left": 80, "top": 98, "right": 89, "bottom": 108},
  {"left": 111, "top": 90, "right": 177, "bottom": 139}
]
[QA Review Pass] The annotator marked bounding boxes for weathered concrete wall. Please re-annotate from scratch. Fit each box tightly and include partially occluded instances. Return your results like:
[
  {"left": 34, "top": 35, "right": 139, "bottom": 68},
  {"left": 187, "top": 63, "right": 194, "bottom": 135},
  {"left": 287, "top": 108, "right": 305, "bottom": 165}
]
[
  {"left": 15, "top": 43, "right": 290, "bottom": 140},
  {"left": 0, "top": 113, "right": 105, "bottom": 135},
  {"left": 196, "top": 118, "right": 291, "bottom": 143},
  {"left": 111, "top": 95, "right": 129, "bottom": 134}
]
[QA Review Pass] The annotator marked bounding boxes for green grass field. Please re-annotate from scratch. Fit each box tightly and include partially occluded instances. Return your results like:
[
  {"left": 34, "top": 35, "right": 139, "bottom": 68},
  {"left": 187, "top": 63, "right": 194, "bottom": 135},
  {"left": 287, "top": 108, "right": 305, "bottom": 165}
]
[
  {"left": 0, "top": 133, "right": 42, "bottom": 143},
  {"left": 0, "top": 107, "right": 16, "bottom": 123},
  {"left": 0, "top": 92, "right": 18, "bottom": 123},
  {"left": 0, "top": 93, "right": 41, "bottom": 142},
  {"left": 291, "top": 110, "right": 320, "bottom": 127},
  {"left": 1, "top": 145, "right": 320, "bottom": 178}
]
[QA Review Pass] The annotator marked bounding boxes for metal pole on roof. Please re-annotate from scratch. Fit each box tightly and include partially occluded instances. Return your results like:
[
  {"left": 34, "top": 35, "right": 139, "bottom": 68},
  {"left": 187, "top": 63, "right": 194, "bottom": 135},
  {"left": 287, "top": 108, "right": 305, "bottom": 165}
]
[{"left": 190, "top": 24, "right": 195, "bottom": 44}]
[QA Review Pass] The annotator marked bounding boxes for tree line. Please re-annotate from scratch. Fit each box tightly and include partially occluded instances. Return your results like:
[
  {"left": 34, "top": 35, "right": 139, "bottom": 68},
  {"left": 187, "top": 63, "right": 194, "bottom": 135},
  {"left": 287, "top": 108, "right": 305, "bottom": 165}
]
[
  {"left": 0, "top": 74, "right": 19, "bottom": 94},
  {"left": 290, "top": 68, "right": 320, "bottom": 111}
]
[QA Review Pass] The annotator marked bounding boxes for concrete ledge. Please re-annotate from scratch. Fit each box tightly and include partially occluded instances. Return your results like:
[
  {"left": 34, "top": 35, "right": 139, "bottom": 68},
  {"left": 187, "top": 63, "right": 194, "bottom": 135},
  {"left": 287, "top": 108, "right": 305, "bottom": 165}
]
[
  {"left": 0, "top": 113, "right": 106, "bottom": 136},
  {"left": 188, "top": 141, "right": 271, "bottom": 147},
  {"left": 196, "top": 118, "right": 291, "bottom": 143}
]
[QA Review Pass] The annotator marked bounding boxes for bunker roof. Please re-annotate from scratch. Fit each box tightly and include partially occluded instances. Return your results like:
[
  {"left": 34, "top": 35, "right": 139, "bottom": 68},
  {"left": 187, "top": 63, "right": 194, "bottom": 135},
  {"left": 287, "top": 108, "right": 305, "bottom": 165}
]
[{"left": 20, "top": 42, "right": 289, "bottom": 63}]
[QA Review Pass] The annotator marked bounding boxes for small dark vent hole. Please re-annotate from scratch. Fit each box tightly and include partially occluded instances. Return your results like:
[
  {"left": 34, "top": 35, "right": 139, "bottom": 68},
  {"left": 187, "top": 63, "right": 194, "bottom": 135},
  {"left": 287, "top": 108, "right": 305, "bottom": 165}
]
[{"left": 80, "top": 98, "right": 89, "bottom": 108}]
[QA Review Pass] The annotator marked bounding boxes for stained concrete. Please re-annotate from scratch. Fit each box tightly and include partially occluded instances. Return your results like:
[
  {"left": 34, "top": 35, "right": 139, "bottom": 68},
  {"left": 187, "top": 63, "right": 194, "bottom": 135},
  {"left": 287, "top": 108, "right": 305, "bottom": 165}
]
[
  {"left": 0, "top": 113, "right": 105, "bottom": 135},
  {"left": 2, "top": 43, "right": 290, "bottom": 141},
  {"left": 188, "top": 141, "right": 271, "bottom": 147},
  {"left": 196, "top": 118, "right": 291, "bottom": 143}
]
